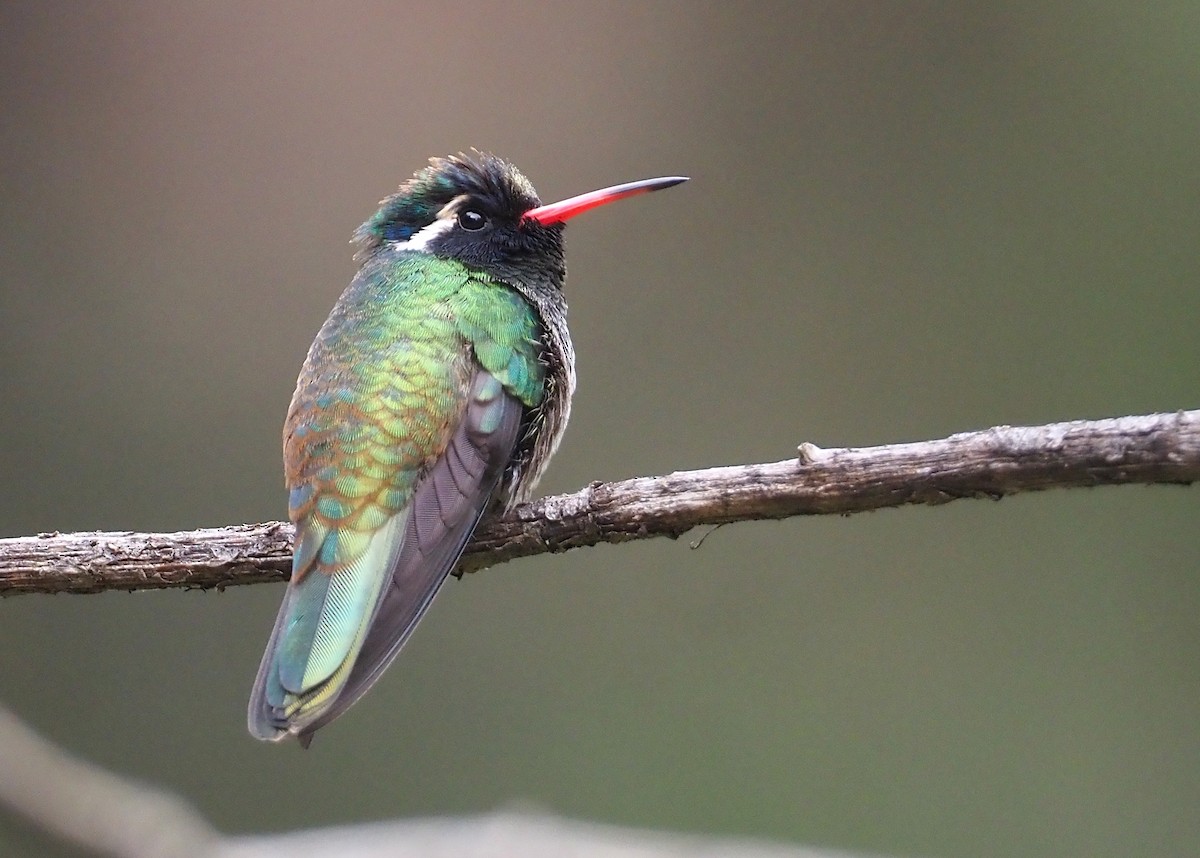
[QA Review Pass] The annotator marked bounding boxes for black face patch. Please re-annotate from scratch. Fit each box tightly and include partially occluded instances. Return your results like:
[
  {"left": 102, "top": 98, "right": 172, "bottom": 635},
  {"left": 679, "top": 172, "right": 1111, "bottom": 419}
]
[
  {"left": 355, "top": 152, "right": 542, "bottom": 258},
  {"left": 352, "top": 153, "right": 567, "bottom": 294},
  {"left": 427, "top": 206, "right": 566, "bottom": 284}
]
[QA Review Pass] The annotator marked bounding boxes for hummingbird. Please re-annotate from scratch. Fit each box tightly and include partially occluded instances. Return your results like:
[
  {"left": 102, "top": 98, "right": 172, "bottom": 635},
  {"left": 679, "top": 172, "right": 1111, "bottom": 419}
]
[{"left": 248, "top": 152, "right": 686, "bottom": 744}]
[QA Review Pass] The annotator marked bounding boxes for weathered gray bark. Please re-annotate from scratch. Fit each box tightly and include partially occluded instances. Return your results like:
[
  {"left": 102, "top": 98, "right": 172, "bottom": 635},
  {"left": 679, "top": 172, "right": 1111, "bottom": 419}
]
[{"left": 1, "top": 410, "right": 1196, "bottom": 596}]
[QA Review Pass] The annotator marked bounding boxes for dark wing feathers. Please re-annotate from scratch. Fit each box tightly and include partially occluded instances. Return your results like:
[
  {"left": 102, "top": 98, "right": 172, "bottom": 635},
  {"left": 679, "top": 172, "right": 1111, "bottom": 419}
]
[{"left": 295, "top": 369, "right": 523, "bottom": 740}]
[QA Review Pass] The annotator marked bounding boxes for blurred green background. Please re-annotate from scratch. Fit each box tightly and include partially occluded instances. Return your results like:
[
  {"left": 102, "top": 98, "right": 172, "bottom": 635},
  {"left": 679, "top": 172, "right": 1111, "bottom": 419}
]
[{"left": 2, "top": 3, "right": 1197, "bottom": 857}]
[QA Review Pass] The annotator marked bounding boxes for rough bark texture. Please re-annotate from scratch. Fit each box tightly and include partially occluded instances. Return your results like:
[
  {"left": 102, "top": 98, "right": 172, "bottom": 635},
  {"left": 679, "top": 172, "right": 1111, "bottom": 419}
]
[{"left": 2, "top": 410, "right": 1196, "bottom": 596}]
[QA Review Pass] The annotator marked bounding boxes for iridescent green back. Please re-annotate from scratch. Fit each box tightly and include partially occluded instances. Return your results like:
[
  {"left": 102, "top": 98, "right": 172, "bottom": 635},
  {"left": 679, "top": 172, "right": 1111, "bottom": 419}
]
[
  {"left": 285, "top": 253, "right": 544, "bottom": 552},
  {"left": 248, "top": 252, "right": 544, "bottom": 739}
]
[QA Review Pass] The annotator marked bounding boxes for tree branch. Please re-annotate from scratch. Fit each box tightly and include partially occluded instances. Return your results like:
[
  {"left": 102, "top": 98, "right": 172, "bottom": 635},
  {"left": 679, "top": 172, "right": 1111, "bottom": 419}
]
[{"left": 2, "top": 410, "right": 1196, "bottom": 596}]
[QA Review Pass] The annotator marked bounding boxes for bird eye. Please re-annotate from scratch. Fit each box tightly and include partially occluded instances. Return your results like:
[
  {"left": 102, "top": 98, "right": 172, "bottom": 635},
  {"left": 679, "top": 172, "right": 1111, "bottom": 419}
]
[{"left": 457, "top": 209, "right": 488, "bottom": 231}]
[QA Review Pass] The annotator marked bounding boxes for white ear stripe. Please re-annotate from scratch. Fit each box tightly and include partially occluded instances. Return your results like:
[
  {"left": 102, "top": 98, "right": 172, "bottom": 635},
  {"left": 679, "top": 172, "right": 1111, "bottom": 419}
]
[{"left": 391, "top": 216, "right": 455, "bottom": 252}]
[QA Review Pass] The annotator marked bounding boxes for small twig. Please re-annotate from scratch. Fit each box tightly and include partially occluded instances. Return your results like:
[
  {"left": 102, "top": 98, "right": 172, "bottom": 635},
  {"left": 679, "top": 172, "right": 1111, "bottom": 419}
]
[
  {"left": 1, "top": 410, "right": 1196, "bottom": 596},
  {"left": 689, "top": 523, "right": 726, "bottom": 550}
]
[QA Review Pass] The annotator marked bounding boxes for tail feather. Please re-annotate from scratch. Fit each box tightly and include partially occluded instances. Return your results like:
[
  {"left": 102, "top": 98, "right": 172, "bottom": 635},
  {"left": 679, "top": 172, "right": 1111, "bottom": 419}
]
[
  {"left": 292, "top": 372, "right": 524, "bottom": 740},
  {"left": 247, "top": 511, "right": 407, "bottom": 741},
  {"left": 248, "top": 369, "right": 525, "bottom": 743}
]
